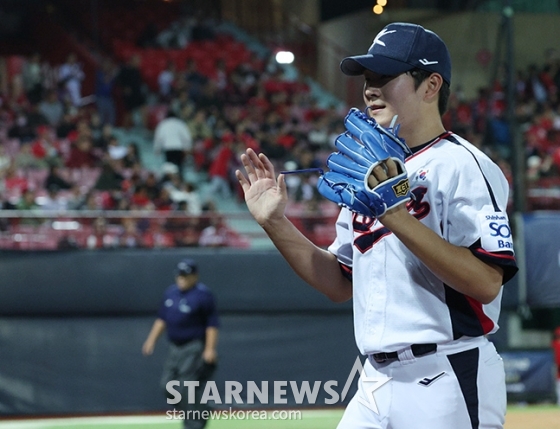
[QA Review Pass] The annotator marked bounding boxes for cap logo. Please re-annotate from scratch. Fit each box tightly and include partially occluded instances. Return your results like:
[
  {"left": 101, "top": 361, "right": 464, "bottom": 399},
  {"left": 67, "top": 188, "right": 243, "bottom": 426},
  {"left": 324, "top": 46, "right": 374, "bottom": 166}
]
[
  {"left": 369, "top": 29, "right": 397, "bottom": 50},
  {"left": 419, "top": 59, "right": 439, "bottom": 66},
  {"left": 177, "top": 262, "right": 194, "bottom": 274}
]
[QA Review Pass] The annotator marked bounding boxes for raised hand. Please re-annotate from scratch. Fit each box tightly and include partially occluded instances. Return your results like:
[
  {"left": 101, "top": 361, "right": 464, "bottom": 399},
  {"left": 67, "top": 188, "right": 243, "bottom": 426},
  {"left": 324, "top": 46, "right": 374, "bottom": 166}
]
[{"left": 235, "top": 148, "right": 288, "bottom": 226}]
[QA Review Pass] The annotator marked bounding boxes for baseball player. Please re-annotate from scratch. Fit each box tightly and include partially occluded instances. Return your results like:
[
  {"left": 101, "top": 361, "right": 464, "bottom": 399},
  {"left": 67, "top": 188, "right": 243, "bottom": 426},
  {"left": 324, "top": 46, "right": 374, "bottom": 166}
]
[
  {"left": 142, "top": 258, "right": 219, "bottom": 429},
  {"left": 236, "top": 22, "right": 518, "bottom": 429}
]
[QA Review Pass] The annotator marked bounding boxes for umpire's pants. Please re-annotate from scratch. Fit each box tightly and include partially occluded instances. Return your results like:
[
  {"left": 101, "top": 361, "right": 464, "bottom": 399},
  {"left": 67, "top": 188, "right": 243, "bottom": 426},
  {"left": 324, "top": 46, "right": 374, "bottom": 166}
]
[{"left": 160, "top": 340, "right": 215, "bottom": 429}]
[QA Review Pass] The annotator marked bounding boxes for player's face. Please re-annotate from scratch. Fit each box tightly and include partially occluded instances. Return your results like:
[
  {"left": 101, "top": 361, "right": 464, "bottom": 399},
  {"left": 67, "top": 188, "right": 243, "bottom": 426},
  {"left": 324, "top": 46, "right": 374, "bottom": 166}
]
[{"left": 362, "top": 70, "right": 422, "bottom": 130}]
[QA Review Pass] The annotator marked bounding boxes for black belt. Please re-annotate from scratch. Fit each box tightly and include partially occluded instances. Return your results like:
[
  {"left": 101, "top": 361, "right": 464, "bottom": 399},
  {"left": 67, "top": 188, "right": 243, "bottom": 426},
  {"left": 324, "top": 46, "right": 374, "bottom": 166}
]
[
  {"left": 171, "top": 338, "right": 198, "bottom": 347},
  {"left": 371, "top": 343, "right": 437, "bottom": 363}
]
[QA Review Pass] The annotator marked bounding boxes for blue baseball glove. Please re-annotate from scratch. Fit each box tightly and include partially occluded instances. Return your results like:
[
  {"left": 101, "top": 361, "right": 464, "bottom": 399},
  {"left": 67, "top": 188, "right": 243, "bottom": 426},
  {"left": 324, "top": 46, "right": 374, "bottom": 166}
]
[{"left": 317, "top": 108, "right": 412, "bottom": 218}]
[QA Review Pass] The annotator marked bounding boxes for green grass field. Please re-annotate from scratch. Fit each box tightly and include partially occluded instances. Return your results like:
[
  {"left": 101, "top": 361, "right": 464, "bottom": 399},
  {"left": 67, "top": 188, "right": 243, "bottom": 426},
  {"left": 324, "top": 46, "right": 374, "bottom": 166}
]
[
  {"left": 0, "top": 406, "right": 559, "bottom": 429},
  {"left": 0, "top": 410, "right": 344, "bottom": 429}
]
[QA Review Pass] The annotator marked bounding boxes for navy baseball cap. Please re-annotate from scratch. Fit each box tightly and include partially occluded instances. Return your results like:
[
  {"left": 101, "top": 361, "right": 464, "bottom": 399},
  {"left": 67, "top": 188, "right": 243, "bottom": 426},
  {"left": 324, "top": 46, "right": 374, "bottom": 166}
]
[
  {"left": 340, "top": 22, "right": 451, "bottom": 84},
  {"left": 176, "top": 258, "right": 197, "bottom": 276}
]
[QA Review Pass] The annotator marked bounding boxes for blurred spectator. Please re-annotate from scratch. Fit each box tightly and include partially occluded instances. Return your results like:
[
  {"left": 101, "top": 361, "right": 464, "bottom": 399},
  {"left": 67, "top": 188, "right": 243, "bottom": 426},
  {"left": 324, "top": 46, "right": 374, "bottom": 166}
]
[
  {"left": 16, "top": 188, "right": 41, "bottom": 225},
  {"left": 44, "top": 165, "right": 72, "bottom": 191},
  {"left": 307, "top": 116, "right": 330, "bottom": 152},
  {"left": 26, "top": 103, "right": 50, "bottom": 130},
  {"left": 161, "top": 198, "right": 199, "bottom": 244},
  {"left": 86, "top": 217, "right": 120, "bottom": 249},
  {"left": 73, "top": 190, "right": 100, "bottom": 211},
  {"left": 169, "top": 89, "right": 194, "bottom": 120},
  {"left": 116, "top": 54, "right": 147, "bottom": 128},
  {"left": 181, "top": 182, "right": 202, "bottom": 215},
  {"left": 153, "top": 110, "right": 192, "bottom": 179},
  {"left": 120, "top": 218, "right": 144, "bottom": 247},
  {"left": 14, "top": 143, "right": 48, "bottom": 170},
  {"left": 65, "top": 186, "right": 88, "bottom": 210},
  {"left": 38, "top": 89, "right": 65, "bottom": 127},
  {"left": 213, "top": 58, "right": 228, "bottom": 92},
  {"left": 22, "top": 53, "right": 44, "bottom": 104},
  {"left": 58, "top": 53, "right": 85, "bottom": 107},
  {"left": 122, "top": 142, "right": 142, "bottom": 169},
  {"left": 39, "top": 184, "right": 68, "bottom": 211},
  {"left": 155, "top": 16, "right": 195, "bottom": 48},
  {"left": 158, "top": 61, "right": 177, "bottom": 101},
  {"left": 0, "top": 146, "right": 11, "bottom": 174},
  {"left": 8, "top": 113, "right": 37, "bottom": 143},
  {"left": 195, "top": 80, "right": 224, "bottom": 111},
  {"left": 162, "top": 169, "right": 186, "bottom": 196},
  {"left": 107, "top": 136, "right": 128, "bottom": 161},
  {"left": 9, "top": 70, "right": 26, "bottom": 107},
  {"left": 553, "top": 327, "right": 560, "bottom": 406},
  {"left": 74, "top": 116, "right": 91, "bottom": 137},
  {"left": 165, "top": 179, "right": 202, "bottom": 215},
  {"left": 159, "top": 162, "right": 180, "bottom": 188},
  {"left": 94, "top": 159, "right": 124, "bottom": 191},
  {"left": 130, "top": 184, "right": 155, "bottom": 210},
  {"left": 198, "top": 215, "right": 229, "bottom": 247},
  {"left": 142, "top": 171, "right": 161, "bottom": 200},
  {"left": 30, "top": 125, "right": 63, "bottom": 167},
  {"left": 93, "top": 123, "right": 114, "bottom": 151},
  {"left": 206, "top": 137, "right": 234, "bottom": 199},
  {"left": 16, "top": 188, "right": 38, "bottom": 210},
  {"left": 294, "top": 174, "right": 322, "bottom": 205},
  {"left": 89, "top": 112, "right": 104, "bottom": 142},
  {"left": 445, "top": 92, "right": 473, "bottom": 136},
  {"left": 66, "top": 136, "right": 98, "bottom": 169},
  {"left": 187, "top": 110, "right": 213, "bottom": 141},
  {"left": 184, "top": 59, "right": 207, "bottom": 102},
  {"left": 153, "top": 187, "right": 174, "bottom": 211},
  {"left": 95, "top": 58, "right": 118, "bottom": 126},
  {"left": 56, "top": 111, "right": 77, "bottom": 139},
  {"left": 4, "top": 163, "right": 29, "bottom": 195},
  {"left": 526, "top": 64, "right": 548, "bottom": 106}
]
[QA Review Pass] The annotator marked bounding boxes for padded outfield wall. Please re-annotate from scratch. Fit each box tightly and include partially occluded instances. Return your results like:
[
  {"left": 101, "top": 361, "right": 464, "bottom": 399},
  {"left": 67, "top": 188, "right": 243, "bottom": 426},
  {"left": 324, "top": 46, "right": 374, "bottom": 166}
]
[{"left": 0, "top": 249, "right": 359, "bottom": 415}]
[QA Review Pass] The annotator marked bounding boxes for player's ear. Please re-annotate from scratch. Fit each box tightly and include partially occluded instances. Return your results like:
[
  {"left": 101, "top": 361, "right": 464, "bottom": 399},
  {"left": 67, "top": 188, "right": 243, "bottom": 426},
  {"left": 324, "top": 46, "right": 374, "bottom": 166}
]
[{"left": 424, "top": 73, "right": 443, "bottom": 101}]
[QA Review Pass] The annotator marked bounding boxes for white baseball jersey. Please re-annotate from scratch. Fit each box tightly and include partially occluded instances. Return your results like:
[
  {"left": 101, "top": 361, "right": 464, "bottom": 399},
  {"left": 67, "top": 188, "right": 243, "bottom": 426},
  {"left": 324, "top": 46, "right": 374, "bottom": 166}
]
[{"left": 328, "top": 132, "right": 518, "bottom": 355}]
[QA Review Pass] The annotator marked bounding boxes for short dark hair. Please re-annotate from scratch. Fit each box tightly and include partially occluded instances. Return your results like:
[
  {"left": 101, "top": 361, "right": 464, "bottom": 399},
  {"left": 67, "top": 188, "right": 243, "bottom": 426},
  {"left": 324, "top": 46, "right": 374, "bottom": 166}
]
[{"left": 408, "top": 69, "right": 450, "bottom": 116}]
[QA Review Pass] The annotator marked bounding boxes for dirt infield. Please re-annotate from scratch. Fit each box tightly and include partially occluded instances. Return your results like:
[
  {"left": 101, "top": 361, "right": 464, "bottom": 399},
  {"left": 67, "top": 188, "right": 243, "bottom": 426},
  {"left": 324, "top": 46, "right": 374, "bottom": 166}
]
[{"left": 504, "top": 405, "right": 560, "bottom": 429}]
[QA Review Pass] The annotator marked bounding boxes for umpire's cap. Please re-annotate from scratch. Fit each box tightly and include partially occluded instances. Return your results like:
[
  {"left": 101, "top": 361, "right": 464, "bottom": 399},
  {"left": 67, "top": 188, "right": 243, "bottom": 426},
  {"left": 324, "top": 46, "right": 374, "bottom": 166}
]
[
  {"left": 340, "top": 22, "right": 451, "bottom": 85},
  {"left": 176, "top": 258, "right": 198, "bottom": 276}
]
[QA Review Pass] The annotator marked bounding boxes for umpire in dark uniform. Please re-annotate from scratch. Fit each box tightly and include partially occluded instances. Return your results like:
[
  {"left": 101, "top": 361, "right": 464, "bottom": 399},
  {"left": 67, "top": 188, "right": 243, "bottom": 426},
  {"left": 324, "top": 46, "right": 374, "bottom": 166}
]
[{"left": 142, "top": 258, "right": 219, "bottom": 429}]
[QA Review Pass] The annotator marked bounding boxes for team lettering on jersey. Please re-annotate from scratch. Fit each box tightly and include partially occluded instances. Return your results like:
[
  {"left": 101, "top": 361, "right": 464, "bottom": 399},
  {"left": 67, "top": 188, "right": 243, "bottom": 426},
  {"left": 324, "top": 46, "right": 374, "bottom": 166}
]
[
  {"left": 353, "top": 186, "right": 431, "bottom": 253},
  {"left": 479, "top": 212, "right": 514, "bottom": 251}
]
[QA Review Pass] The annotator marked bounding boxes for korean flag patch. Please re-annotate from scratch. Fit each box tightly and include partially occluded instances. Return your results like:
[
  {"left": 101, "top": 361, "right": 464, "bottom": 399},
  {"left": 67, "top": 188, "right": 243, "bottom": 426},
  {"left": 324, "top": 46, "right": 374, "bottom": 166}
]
[{"left": 478, "top": 212, "right": 514, "bottom": 253}]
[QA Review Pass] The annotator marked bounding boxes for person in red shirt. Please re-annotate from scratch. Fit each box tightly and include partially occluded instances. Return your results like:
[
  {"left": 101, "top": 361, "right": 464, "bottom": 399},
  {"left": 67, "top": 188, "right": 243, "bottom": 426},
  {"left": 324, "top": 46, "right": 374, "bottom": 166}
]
[
  {"left": 553, "top": 327, "right": 560, "bottom": 405},
  {"left": 65, "top": 136, "right": 99, "bottom": 169},
  {"left": 29, "top": 125, "right": 63, "bottom": 167},
  {"left": 207, "top": 136, "right": 234, "bottom": 199},
  {"left": 129, "top": 185, "right": 154, "bottom": 209}
]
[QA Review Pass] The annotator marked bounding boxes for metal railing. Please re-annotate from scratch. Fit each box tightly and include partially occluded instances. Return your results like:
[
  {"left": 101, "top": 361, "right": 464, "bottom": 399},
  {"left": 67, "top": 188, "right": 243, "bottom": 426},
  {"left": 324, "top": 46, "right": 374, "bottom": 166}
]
[{"left": 0, "top": 208, "right": 339, "bottom": 251}]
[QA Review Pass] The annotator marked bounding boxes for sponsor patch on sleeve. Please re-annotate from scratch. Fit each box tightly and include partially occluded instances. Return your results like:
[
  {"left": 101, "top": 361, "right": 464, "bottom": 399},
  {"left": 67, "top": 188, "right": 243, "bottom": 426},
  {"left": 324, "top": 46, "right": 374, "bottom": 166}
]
[{"left": 478, "top": 212, "right": 514, "bottom": 253}]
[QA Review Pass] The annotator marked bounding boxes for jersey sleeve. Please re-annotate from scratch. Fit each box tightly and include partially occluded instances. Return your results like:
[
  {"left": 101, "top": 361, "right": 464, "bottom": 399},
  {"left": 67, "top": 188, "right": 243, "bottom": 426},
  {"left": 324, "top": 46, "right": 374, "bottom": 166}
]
[
  {"left": 156, "top": 287, "right": 173, "bottom": 320},
  {"left": 156, "top": 301, "right": 166, "bottom": 321},
  {"left": 444, "top": 154, "right": 518, "bottom": 284},
  {"left": 327, "top": 208, "right": 355, "bottom": 280},
  {"left": 204, "top": 291, "right": 220, "bottom": 328}
]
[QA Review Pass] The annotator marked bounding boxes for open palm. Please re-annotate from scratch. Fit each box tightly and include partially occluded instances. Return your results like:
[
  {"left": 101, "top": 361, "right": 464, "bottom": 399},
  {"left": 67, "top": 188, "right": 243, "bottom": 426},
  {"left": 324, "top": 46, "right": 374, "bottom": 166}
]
[{"left": 235, "top": 149, "right": 288, "bottom": 226}]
